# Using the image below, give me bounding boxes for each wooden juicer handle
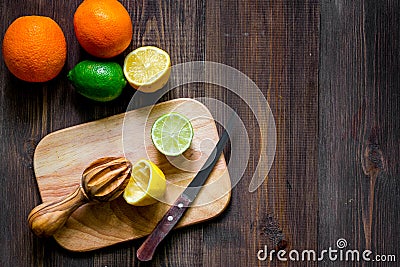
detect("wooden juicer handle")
[27,187,88,237]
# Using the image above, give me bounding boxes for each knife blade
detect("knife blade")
[136,115,234,261]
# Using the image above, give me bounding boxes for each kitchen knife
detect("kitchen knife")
[137,115,234,261]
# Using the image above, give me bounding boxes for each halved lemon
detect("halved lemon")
[123,159,166,206]
[151,113,194,156]
[123,46,171,93]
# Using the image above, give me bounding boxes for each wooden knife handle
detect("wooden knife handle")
[136,194,192,261]
[27,187,88,237]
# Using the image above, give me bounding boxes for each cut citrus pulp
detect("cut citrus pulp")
[151,113,194,156]
[123,159,166,206]
[123,46,171,92]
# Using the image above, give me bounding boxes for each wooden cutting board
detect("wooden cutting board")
[33,98,231,252]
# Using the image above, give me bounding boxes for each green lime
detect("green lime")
[68,60,126,102]
[151,113,194,156]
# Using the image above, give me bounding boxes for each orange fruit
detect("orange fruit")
[73,0,133,58]
[2,16,67,83]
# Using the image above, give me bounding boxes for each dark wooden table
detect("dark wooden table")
[1,0,399,266]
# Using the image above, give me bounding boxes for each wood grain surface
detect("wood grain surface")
[0,0,399,266]
[319,1,400,266]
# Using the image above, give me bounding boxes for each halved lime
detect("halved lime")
[151,113,194,156]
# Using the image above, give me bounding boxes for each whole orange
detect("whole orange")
[73,0,133,58]
[2,16,67,82]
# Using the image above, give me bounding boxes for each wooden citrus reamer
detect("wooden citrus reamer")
[28,157,132,237]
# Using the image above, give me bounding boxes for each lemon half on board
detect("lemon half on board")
[123,159,166,206]
[123,46,171,93]
[151,113,194,157]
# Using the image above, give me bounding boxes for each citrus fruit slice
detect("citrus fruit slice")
[151,113,194,156]
[123,159,166,206]
[123,46,171,93]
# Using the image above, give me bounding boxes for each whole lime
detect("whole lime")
[68,60,126,102]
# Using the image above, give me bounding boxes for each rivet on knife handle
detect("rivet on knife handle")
[136,194,191,261]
